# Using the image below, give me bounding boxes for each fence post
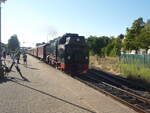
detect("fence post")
[144,54,145,67]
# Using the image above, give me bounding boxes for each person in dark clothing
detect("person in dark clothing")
[3,51,6,60]
[16,52,21,64]
[23,53,27,66]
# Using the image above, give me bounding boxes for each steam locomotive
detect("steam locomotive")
[28,33,89,74]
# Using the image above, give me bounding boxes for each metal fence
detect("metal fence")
[120,54,150,68]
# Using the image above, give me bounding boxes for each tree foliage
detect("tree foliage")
[138,22,150,53]
[87,34,124,57]
[7,34,20,51]
[87,36,110,56]
[123,17,145,53]
[102,35,123,57]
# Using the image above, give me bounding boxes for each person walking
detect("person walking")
[23,53,27,66]
[16,51,21,64]
[3,51,6,60]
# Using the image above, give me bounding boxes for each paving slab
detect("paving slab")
[0,55,138,113]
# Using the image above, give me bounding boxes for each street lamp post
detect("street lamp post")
[0,0,6,77]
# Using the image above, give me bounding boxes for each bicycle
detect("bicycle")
[0,60,10,78]
[0,58,21,78]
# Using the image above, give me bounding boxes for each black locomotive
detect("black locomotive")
[28,33,89,74]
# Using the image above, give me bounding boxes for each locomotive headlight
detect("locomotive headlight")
[77,38,80,42]
[67,56,71,60]
[85,56,88,60]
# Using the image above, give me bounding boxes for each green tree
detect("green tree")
[7,34,20,51]
[123,17,145,53]
[87,36,97,55]
[103,37,122,57]
[87,36,110,56]
[138,22,150,53]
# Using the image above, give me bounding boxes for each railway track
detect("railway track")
[89,69,150,99]
[90,69,149,90]
[73,73,150,113]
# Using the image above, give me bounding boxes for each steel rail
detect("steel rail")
[74,75,149,113]
[89,70,150,104]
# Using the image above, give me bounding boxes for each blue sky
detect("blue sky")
[1,0,150,47]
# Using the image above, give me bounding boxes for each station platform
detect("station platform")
[0,55,137,113]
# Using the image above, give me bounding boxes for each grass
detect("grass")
[90,55,150,83]
[90,56,150,83]
[89,56,120,74]
[120,64,150,83]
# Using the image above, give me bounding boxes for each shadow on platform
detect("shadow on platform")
[16,67,30,82]
[20,63,31,66]
[19,63,39,70]
[26,66,40,70]
[0,75,30,84]
[10,80,96,113]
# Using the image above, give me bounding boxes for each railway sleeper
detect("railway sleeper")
[134,104,150,113]
[127,99,139,104]
[145,109,150,113]
[118,95,133,100]
[138,103,150,109]
[110,90,123,95]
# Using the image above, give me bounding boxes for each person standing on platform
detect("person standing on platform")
[23,53,27,66]
[3,51,6,60]
[16,51,21,64]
